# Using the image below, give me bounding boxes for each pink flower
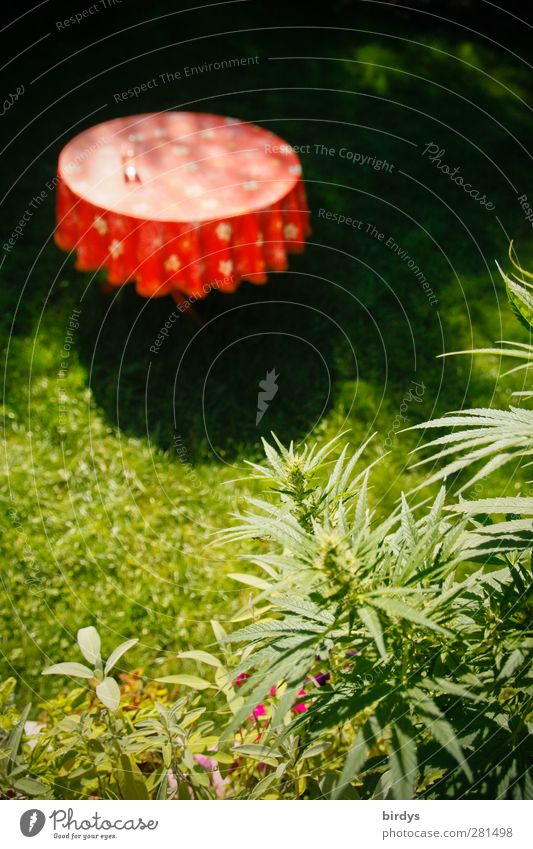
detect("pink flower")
[193,753,216,771]
[269,686,277,697]
[233,672,249,687]
[252,704,266,719]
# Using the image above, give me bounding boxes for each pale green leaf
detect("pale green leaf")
[300,740,331,760]
[155,674,214,690]
[176,650,222,668]
[389,721,418,800]
[96,677,121,712]
[248,772,279,798]
[77,626,101,665]
[211,620,227,644]
[333,724,371,799]
[498,649,527,680]
[104,638,138,674]
[42,662,94,679]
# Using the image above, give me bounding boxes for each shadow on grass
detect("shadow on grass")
[77,268,341,460]
[75,237,507,463]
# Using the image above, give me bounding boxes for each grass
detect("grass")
[1,1,532,700]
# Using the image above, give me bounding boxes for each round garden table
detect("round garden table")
[54,112,310,301]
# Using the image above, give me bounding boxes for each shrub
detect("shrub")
[216,257,533,799]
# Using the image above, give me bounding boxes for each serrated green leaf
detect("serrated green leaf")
[369,596,450,635]
[426,678,480,702]
[417,699,472,781]
[357,606,388,660]
[228,573,272,590]
[389,721,418,800]
[449,497,533,516]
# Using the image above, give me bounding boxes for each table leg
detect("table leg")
[172,290,205,327]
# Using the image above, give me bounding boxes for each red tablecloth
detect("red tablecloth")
[54,112,310,300]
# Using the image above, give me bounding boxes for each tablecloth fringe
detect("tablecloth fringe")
[54,177,311,300]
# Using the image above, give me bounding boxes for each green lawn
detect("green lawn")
[1,3,531,699]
